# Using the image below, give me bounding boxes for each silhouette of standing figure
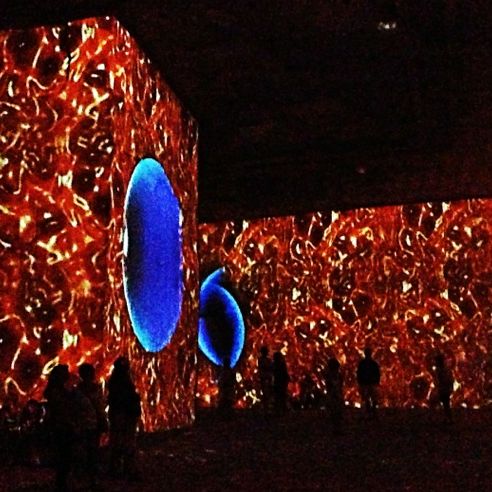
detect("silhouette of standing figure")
[325,358,344,435]
[218,356,236,418]
[357,348,380,417]
[44,364,76,492]
[77,363,107,486]
[434,353,454,421]
[273,352,290,414]
[1,381,21,464]
[107,356,141,481]
[258,346,273,414]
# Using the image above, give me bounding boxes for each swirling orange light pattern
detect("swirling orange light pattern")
[0,17,198,431]
[198,200,492,409]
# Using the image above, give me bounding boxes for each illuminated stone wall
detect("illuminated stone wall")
[198,200,492,408]
[0,17,198,431]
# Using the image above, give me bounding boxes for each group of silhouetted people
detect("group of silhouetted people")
[257,345,381,422]
[0,382,46,467]
[322,348,382,435]
[2,346,457,490]
[42,356,141,491]
[256,345,455,432]
[216,349,291,418]
[257,347,291,415]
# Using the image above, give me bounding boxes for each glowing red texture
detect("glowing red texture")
[0,18,198,431]
[198,200,492,409]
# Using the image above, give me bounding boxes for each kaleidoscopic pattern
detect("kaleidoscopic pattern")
[197,200,492,409]
[0,17,198,431]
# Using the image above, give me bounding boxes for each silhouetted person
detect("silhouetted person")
[0,381,21,464]
[258,346,273,414]
[44,364,76,492]
[218,356,236,418]
[77,363,107,486]
[325,358,344,435]
[19,399,44,466]
[273,352,290,414]
[299,373,317,410]
[434,354,454,421]
[107,356,141,480]
[357,348,380,417]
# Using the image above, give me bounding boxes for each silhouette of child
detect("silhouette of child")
[299,373,317,410]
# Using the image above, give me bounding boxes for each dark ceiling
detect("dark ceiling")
[2,1,492,222]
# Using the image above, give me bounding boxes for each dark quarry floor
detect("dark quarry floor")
[2,408,492,492]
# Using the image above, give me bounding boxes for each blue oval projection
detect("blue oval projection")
[198,268,245,367]
[123,158,183,352]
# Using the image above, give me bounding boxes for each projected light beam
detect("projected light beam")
[199,268,245,367]
[123,158,183,352]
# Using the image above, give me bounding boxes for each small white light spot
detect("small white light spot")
[378,21,397,31]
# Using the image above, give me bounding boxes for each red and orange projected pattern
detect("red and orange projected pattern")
[198,200,492,408]
[0,18,198,431]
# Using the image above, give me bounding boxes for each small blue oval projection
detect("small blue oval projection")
[123,158,183,352]
[198,268,245,367]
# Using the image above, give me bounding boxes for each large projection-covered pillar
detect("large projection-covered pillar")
[0,17,198,431]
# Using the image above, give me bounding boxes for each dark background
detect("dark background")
[3,0,491,221]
